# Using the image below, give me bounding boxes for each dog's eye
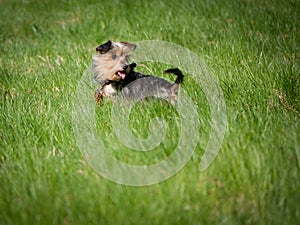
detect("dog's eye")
[112,54,117,60]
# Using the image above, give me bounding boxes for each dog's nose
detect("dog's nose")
[123,65,128,70]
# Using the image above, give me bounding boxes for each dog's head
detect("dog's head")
[92,40,136,83]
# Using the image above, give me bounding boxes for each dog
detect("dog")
[92,40,184,103]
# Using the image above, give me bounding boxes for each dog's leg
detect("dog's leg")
[95,89,104,104]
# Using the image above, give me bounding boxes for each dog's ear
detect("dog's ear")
[121,41,136,51]
[129,62,137,70]
[96,40,113,54]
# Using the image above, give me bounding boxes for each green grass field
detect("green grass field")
[1,0,299,224]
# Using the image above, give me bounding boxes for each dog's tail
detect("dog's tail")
[164,68,184,84]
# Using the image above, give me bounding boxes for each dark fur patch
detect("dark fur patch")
[164,68,184,84]
[96,40,113,54]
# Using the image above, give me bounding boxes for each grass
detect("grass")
[0,0,299,224]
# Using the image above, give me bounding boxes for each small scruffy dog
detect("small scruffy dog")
[92,40,184,103]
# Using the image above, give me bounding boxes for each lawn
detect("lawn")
[0,0,299,224]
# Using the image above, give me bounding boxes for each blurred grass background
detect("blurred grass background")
[0,0,299,224]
